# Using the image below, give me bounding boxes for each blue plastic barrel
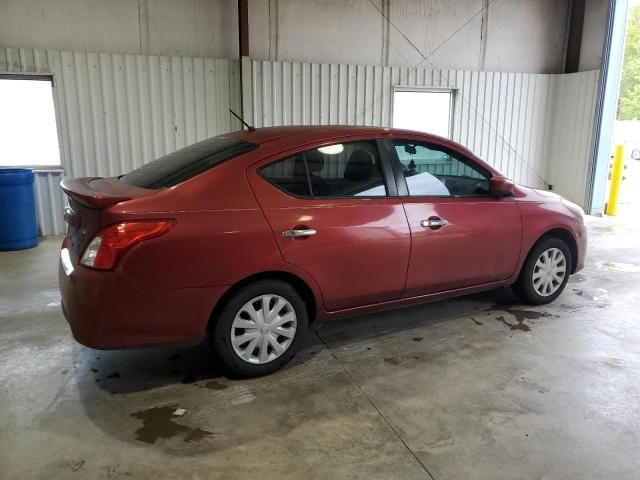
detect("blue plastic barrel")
[0,169,39,250]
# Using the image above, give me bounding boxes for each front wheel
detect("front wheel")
[210,280,308,377]
[512,237,572,305]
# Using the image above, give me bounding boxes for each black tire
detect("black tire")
[512,237,572,305]
[210,279,309,377]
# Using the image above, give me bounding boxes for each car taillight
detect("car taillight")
[80,220,175,270]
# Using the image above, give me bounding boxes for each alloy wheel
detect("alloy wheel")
[532,247,567,297]
[230,294,297,364]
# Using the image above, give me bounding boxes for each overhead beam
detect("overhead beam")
[238,0,249,58]
[565,0,586,73]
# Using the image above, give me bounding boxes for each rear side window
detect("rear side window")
[120,137,257,189]
[260,140,387,198]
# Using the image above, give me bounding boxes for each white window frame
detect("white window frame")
[391,86,456,139]
[0,73,63,171]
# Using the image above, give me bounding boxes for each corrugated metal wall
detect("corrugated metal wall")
[33,170,65,235]
[1,47,600,236]
[247,60,555,189]
[0,47,240,235]
[544,70,601,205]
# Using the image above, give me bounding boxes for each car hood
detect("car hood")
[516,185,563,202]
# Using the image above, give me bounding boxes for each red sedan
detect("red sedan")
[59,126,587,377]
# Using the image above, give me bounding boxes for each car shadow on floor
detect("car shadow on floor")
[66,286,559,457]
[76,286,523,396]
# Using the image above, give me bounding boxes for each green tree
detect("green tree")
[618,5,640,120]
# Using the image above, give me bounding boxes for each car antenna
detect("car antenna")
[229,109,255,132]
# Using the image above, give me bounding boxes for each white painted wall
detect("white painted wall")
[249,0,571,73]
[1,0,575,74]
[0,0,238,59]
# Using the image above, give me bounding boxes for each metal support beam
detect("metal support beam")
[586,0,629,214]
[565,0,586,73]
[238,0,249,58]
[237,0,249,119]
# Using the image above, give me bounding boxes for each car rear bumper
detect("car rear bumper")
[58,251,228,349]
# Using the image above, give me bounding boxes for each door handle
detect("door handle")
[282,228,317,238]
[420,218,448,229]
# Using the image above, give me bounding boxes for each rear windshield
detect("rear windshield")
[120,137,257,189]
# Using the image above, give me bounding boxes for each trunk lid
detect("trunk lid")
[61,177,156,209]
[60,177,157,261]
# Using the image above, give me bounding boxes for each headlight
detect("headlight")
[561,198,585,221]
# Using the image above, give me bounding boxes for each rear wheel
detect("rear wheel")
[210,280,308,377]
[512,237,572,305]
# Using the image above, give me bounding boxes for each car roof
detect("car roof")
[227,125,449,145]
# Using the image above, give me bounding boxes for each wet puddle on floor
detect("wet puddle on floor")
[130,404,214,444]
[496,315,531,332]
[491,305,555,332]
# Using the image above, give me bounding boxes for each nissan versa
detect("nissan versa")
[59,126,587,377]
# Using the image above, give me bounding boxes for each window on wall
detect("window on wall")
[393,140,490,197]
[260,141,387,198]
[0,76,61,167]
[393,89,453,138]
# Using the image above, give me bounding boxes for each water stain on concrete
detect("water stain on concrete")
[184,428,214,443]
[130,404,214,444]
[501,307,553,323]
[496,315,531,332]
[65,460,85,472]
[491,305,554,332]
[598,261,640,273]
[203,381,228,391]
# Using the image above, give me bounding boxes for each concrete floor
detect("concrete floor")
[1,215,639,480]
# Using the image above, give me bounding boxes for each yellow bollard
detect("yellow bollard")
[607,144,625,216]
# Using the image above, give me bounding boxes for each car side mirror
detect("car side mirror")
[489,176,514,197]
